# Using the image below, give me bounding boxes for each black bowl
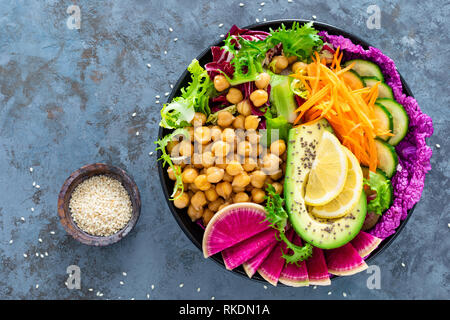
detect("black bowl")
[157,19,415,284]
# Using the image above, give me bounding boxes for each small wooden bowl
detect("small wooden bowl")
[57,163,141,246]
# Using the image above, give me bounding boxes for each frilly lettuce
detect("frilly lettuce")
[160,59,214,129]
[364,171,392,215]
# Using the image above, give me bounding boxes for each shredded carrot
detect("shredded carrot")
[290,50,392,172]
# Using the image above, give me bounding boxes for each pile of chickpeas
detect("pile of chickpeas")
[166,54,303,226]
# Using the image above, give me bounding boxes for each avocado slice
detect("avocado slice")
[284,120,367,249]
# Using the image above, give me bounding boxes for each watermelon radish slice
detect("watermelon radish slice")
[305,246,331,286]
[202,203,270,258]
[351,231,382,258]
[325,243,368,276]
[243,241,278,278]
[222,228,278,270]
[279,234,309,287]
[257,229,294,286]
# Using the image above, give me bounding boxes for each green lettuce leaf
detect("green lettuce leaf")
[160,59,214,128]
[363,171,392,215]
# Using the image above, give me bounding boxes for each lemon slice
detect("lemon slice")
[310,146,363,218]
[304,131,348,206]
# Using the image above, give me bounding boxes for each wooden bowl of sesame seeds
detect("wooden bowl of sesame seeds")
[57,163,141,246]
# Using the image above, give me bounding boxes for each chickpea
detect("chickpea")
[232,172,251,188]
[191,153,203,168]
[255,72,271,89]
[194,126,211,145]
[237,140,252,157]
[250,170,267,188]
[205,187,219,202]
[233,192,250,203]
[232,186,246,193]
[191,191,207,210]
[272,55,289,71]
[167,140,179,154]
[222,128,236,143]
[213,74,230,92]
[222,171,233,182]
[270,170,283,181]
[179,140,193,157]
[187,204,203,221]
[244,115,260,130]
[194,174,211,191]
[262,153,281,174]
[226,160,244,176]
[251,189,266,204]
[246,130,260,145]
[188,182,199,192]
[272,182,283,195]
[292,61,307,74]
[217,111,235,127]
[215,158,227,169]
[216,181,232,199]
[203,208,215,226]
[212,140,231,158]
[250,89,269,107]
[242,157,257,172]
[270,139,286,156]
[210,126,222,141]
[236,100,252,116]
[191,112,206,126]
[186,126,194,142]
[181,167,198,184]
[206,166,225,183]
[287,55,298,64]
[208,198,224,212]
[173,191,190,209]
[170,143,181,158]
[167,165,179,181]
[226,88,243,104]
[201,151,215,167]
[233,115,245,129]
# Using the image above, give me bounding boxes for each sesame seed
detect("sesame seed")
[263,18,267,21]
[35,284,39,289]
[312,15,317,19]
[218,23,224,27]
[146,293,150,299]
[44,252,48,256]
[31,207,34,212]
[169,27,173,32]
[35,185,40,189]
[179,283,184,288]
[50,231,55,235]
[40,254,44,258]
[164,92,169,96]
[258,8,262,11]
[130,297,134,300]
[123,272,127,276]
[170,84,174,89]
[211,296,215,300]
[197,288,201,292]
[436,144,440,148]
[220,34,225,38]
[328,291,332,295]
[148,152,154,156]
[260,2,265,6]
[448,223,450,228]
[88,288,93,292]
[151,284,155,290]
[29,167,33,172]
[23,254,27,258]
[120,281,124,285]
[155,100,160,104]
[32,181,36,186]
[343,292,347,297]
[38,238,42,243]
[288,0,293,2]
[136,131,140,136]
[155,95,160,99]
[263,285,267,289]
[401,262,406,267]
[9,240,13,244]
[132,112,136,117]
[239,3,244,7]
[20,217,25,221]
[146,63,151,68]
[164,50,167,55]
[256,18,260,22]
[35,253,39,257]
[173,38,178,42]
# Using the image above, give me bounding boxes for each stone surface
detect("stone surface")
[0,0,448,300]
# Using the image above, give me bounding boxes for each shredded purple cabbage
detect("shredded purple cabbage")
[319,32,434,239]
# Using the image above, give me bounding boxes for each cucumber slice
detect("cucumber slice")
[374,138,398,178]
[361,167,393,208]
[342,70,366,90]
[373,103,393,141]
[344,59,384,82]
[363,77,394,99]
[376,98,409,146]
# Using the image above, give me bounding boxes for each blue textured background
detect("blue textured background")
[0,0,448,300]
